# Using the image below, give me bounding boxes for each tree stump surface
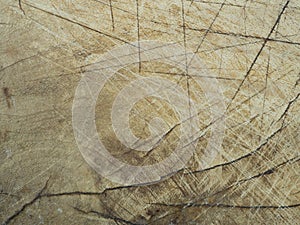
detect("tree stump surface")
[0,0,299,224]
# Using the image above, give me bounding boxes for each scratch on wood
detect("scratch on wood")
[73,207,140,225]
[3,178,50,225]
[276,92,300,125]
[187,0,226,68]
[136,0,141,73]
[186,27,300,46]
[24,2,131,45]
[153,201,300,209]
[227,0,291,110]
[109,0,115,31]
[260,47,271,135]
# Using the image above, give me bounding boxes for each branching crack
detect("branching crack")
[2,178,50,225]
[227,0,291,110]
[73,207,141,225]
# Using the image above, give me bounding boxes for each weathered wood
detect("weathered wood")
[0,0,299,224]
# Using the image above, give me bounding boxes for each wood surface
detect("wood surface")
[0,0,300,224]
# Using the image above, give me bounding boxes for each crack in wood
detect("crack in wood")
[226,0,291,110]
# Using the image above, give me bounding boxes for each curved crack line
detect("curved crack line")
[188,123,289,175]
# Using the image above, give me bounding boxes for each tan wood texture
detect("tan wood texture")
[0,0,299,224]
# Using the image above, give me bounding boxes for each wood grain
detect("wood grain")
[0,0,299,224]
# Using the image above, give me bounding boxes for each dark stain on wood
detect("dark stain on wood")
[3,87,12,109]
[0,129,9,142]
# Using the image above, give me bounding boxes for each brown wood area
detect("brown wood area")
[0,0,299,224]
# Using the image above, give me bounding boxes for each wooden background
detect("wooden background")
[0,0,299,224]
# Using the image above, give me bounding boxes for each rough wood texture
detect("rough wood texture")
[0,0,299,224]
